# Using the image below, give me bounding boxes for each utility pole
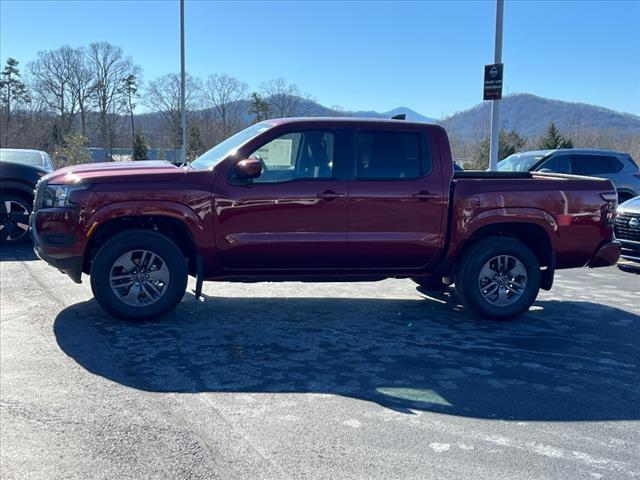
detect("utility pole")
[180,0,187,165]
[488,0,504,171]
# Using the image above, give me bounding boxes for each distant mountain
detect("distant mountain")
[134,93,639,145]
[350,107,437,123]
[441,93,640,140]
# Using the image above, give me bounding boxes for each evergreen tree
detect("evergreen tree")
[0,58,31,145]
[187,121,205,160]
[249,92,270,123]
[471,129,528,169]
[132,132,148,160]
[538,122,574,149]
[122,73,139,147]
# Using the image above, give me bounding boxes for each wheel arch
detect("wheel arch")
[0,182,35,205]
[83,214,198,276]
[463,222,553,268]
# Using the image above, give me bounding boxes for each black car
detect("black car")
[0,149,54,244]
[615,196,640,273]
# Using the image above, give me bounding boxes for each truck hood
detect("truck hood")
[44,160,186,185]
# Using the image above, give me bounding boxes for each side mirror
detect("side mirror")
[234,158,262,180]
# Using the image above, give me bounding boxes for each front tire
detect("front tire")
[90,229,188,321]
[455,237,540,320]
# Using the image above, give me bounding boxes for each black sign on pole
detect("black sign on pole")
[483,63,504,100]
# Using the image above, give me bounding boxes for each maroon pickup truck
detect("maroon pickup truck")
[31,118,620,321]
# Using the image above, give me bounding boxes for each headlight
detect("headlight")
[42,185,88,208]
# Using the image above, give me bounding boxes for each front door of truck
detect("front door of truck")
[346,128,446,269]
[213,128,349,270]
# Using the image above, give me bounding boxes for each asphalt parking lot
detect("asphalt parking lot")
[1,244,639,480]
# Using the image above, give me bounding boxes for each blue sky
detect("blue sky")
[1,0,639,118]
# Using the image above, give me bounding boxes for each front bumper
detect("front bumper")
[619,240,640,263]
[588,240,621,268]
[31,210,84,283]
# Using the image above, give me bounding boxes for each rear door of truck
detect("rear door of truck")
[345,124,449,269]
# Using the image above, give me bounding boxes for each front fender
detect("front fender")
[85,200,210,249]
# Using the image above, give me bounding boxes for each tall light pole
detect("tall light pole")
[180,0,187,165]
[488,0,504,171]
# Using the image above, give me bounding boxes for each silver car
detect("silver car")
[614,196,640,272]
[498,149,640,203]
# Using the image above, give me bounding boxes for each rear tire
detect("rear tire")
[0,194,32,244]
[90,229,188,321]
[455,237,540,320]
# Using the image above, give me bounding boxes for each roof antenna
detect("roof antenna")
[391,113,406,120]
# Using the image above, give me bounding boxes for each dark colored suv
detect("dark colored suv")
[498,149,640,202]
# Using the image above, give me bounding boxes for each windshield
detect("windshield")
[0,149,46,168]
[497,152,547,172]
[191,123,274,170]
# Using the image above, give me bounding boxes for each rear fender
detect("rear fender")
[438,207,558,274]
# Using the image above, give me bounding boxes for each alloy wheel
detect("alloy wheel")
[0,200,30,242]
[478,254,528,307]
[109,250,171,307]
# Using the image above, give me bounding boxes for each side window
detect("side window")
[604,156,624,173]
[571,155,614,175]
[249,131,334,183]
[540,154,571,173]
[357,131,425,180]
[43,153,55,171]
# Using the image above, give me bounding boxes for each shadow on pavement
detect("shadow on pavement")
[0,243,38,261]
[54,290,640,421]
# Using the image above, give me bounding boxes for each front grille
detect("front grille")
[33,179,47,211]
[614,212,640,242]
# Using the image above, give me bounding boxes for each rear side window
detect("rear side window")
[571,155,622,175]
[604,156,624,172]
[357,131,428,180]
[540,154,571,173]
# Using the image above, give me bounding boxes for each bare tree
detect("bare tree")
[88,42,139,150]
[67,47,94,137]
[328,105,346,117]
[204,73,247,140]
[260,78,301,118]
[144,72,202,147]
[28,46,78,135]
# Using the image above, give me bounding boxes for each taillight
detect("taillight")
[600,191,618,227]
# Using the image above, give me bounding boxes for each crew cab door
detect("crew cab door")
[346,127,447,269]
[212,128,349,270]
